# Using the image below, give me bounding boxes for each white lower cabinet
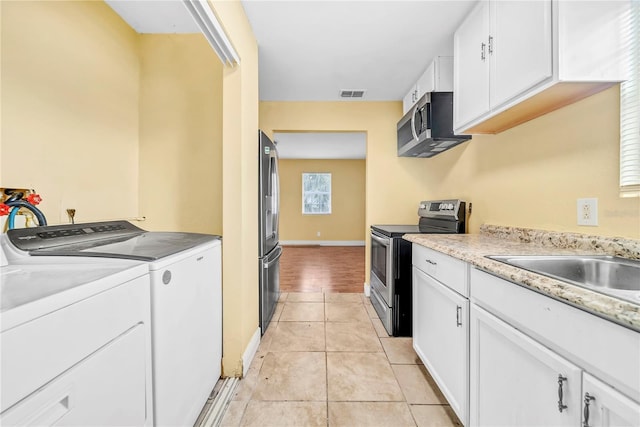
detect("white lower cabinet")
[411,245,640,427]
[413,266,468,425]
[582,373,640,427]
[470,268,640,427]
[470,304,581,426]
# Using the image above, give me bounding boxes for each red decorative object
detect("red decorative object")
[27,193,42,205]
[0,204,10,216]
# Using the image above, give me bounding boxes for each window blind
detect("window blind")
[620,0,640,197]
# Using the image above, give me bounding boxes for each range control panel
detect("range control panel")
[418,199,465,220]
[7,221,144,251]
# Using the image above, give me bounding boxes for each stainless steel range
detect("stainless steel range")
[370,200,466,336]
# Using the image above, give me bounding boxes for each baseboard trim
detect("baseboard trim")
[242,327,261,377]
[280,240,365,246]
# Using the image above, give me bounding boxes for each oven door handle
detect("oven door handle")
[371,233,390,247]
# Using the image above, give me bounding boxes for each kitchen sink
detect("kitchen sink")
[487,255,640,303]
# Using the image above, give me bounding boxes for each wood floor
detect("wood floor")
[279,246,365,293]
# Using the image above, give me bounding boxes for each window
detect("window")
[620,0,640,197]
[302,173,331,214]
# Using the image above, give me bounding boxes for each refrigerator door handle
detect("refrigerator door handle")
[272,153,280,238]
[263,246,283,268]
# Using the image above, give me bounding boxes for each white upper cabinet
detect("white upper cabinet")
[402,87,419,115]
[453,1,491,131]
[402,56,455,114]
[454,0,629,134]
[490,0,552,108]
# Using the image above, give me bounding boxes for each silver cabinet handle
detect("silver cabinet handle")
[557,375,568,412]
[488,35,494,54]
[481,42,486,61]
[583,393,595,427]
[456,305,462,327]
[425,259,437,266]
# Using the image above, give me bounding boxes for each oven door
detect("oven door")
[370,230,394,307]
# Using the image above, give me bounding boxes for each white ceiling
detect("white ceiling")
[104,0,477,158]
[105,0,477,101]
[104,0,199,33]
[241,0,477,101]
[274,132,366,159]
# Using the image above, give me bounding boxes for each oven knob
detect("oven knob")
[439,203,445,210]
[448,203,454,210]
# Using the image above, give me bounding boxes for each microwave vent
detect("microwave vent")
[340,89,366,98]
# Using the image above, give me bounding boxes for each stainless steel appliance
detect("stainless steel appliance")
[258,130,282,335]
[370,199,466,336]
[397,92,471,158]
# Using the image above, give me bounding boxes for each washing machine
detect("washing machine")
[3,221,223,427]
[0,243,153,426]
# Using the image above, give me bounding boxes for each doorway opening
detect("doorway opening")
[274,131,366,293]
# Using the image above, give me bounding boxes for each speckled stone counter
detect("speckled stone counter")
[403,225,640,332]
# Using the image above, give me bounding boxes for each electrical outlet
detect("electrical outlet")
[317,231,321,237]
[577,198,598,226]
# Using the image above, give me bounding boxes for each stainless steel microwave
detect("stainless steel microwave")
[397,92,471,158]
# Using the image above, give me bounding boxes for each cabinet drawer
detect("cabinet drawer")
[412,245,468,297]
[470,268,640,402]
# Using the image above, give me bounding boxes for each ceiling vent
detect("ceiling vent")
[340,89,366,98]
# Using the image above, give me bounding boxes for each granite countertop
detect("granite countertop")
[403,225,640,332]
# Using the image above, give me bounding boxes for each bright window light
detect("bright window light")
[302,173,332,214]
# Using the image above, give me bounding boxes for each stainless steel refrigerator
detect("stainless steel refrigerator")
[258,130,282,334]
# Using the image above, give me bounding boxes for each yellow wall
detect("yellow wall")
[261,102,423,227]
[138,34,223,235]
[279,159,365,241]
[424,86,639,238]
[1,0,259,379]
[209,0,260,377]
[1,1,140,224]
[261,88,640,285]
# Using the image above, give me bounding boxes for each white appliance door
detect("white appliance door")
[1,325,148,427]
[150,244,222,427]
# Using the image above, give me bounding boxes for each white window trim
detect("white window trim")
[302,173,332,215]
[620,0,640,197]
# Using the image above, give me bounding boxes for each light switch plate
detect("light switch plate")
[577,198,598,226]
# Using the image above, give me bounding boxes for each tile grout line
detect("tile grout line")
[324,292,329,427]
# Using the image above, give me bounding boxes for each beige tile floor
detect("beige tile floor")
[221,292,462,427]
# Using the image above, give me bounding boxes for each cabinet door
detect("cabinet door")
[454,0,490,130]
[470,304,581,427]
[402,85,417,114]
[490,0,552,108]
[416,62,435,97]
[413,267,468,425]
[582,373,640,427]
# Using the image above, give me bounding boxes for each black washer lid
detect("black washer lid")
[8,221,220,261]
